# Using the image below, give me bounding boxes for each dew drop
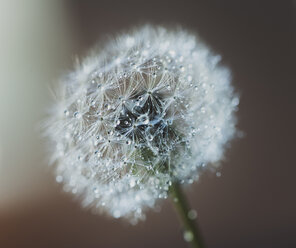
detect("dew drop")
[56,175,63,183]
[115,57,121,64]
[183,230,194,242]
[129,179,136,188]
[188,209,197,220]
[73,111,81,118]
[64,110,69,116]
[137,114,149,125]
[166,119,173,125]
[113,210,121,219]
[232,97,239,106]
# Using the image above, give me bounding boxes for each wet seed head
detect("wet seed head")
[44,25,239,223]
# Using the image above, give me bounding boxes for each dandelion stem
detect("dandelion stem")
[170,182,205,248]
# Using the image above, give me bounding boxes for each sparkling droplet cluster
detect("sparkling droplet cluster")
[44,25,239,223]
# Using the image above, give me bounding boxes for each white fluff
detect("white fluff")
[44,25,239,223]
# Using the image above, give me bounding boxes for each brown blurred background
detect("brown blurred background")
[0,0,295,247]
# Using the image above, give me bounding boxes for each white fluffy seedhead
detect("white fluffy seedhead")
[45,25,239,223]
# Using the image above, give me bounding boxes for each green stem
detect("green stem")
[170,182,205,248]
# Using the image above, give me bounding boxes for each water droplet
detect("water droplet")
[137,114,149,125]
[183,230,194,242]
[56,175,63,183]
[73,111,81,118]
[113,210,121,218]
[188,179,194,184]
[63,110,69,116]
[216,172,222,177]
[115,57,121,64]
[129,179,136,188]
[166,119,173,125]
[188,209,197,220]
[169,50,176,57]
[232,97,239,106]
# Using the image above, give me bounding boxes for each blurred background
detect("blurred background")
[0,0,295,247]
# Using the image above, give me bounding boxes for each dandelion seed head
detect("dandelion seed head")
[44,25,239,223]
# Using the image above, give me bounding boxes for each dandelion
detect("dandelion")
[44,25,239,247]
